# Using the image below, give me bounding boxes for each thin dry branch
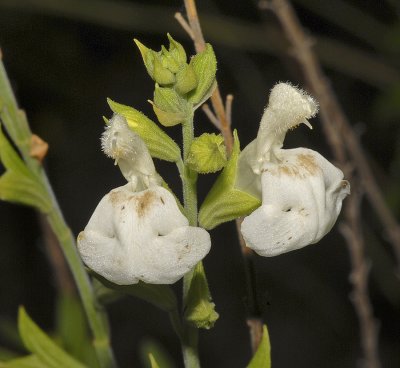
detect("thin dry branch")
[268,0,400,267]
[267,0,383,366]
[339,186,381,368]
[180,0,263,355]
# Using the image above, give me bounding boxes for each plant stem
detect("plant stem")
[181,113,200,368]
[0,56,116,368]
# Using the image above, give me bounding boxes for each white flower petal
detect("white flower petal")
[78,184,211,285]
[241,148,350,256]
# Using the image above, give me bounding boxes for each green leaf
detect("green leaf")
[95,276,178,312]
[0,126,51,212]
[55,295,98,368]
[152,85,188,127]
[247,325,271,368]
[107,99,181,162]
[175,64,198,95]
[0,171,51,213]
[2,355,44,368]
[199,130,261,229]
[188,44,217,105]
[184,263,219,329]
[186,133,227,174]
[18,307,86,368]
[140,339,174,368]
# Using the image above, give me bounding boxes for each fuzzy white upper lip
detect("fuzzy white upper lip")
[238,82,349,257]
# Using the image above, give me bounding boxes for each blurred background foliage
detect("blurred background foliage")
[0,0,399,367]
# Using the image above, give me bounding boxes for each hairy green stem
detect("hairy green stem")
[181,114,200,368]
[0,58,116,368]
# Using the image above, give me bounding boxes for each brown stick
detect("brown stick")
[340,187,381,368]
[268,0,382,366]
[179,0,263,354]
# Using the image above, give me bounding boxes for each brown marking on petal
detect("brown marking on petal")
[296,153,319,175]
[109,190,127,206]
[160,196,165,205]
[135,190,157,218]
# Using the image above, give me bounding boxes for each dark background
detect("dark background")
[1,0,400,367]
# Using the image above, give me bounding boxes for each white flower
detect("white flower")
[238,83,350,256]
[78,114,211,284]
[78,184,210,284]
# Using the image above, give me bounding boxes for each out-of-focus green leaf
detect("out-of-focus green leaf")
[55,294,99,368]
[247,325,271,368]
[0,126,51,212]
[140,339,174,368]
[2,355,43,368]
[18,307,86,368]
[107,99,181,162]
[184,263,219,329]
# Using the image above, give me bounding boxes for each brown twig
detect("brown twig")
[180,0,263,355]
[201,104,220,129]
[267,0,383,366]
[339,186,381,368]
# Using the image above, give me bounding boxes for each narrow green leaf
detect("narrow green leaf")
[0,125,29,174]
[2,355,44,368]
[247,325,271,368]
[186,133,227,174]
[199,130,261,229]
[188,44,217,105]
[18,307,86,368]
[0,172,51,213]
[140,339,174,368]
[55,295,98,368]
[107,99,181,162]
[184,263,219,329]
[0,60,31,151]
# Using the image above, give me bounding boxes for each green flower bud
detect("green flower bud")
[186,133,227,174]
[199,130,261,229]
[167,33,187,68]
[152,85,189,126]
[153,55,175,85]
[175,64,198,95]
[188,44,217,105]
[184,263,219,329]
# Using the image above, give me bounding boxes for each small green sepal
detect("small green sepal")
[188,44,217,105]
[167,34,187,68]
[152,85,188,126]
[107,99,181,162]
[184,263,219,329]
[175,64,198,95]
[247,325,271,368]
[186,133,227,174]
[134,39,158,80]
[199,130,261,229]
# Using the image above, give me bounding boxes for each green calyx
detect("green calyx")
[152,84,189,126]
[199,130,261,230]
[184,263,219,330]
[186,133,227,174]
[107,98,181,162]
